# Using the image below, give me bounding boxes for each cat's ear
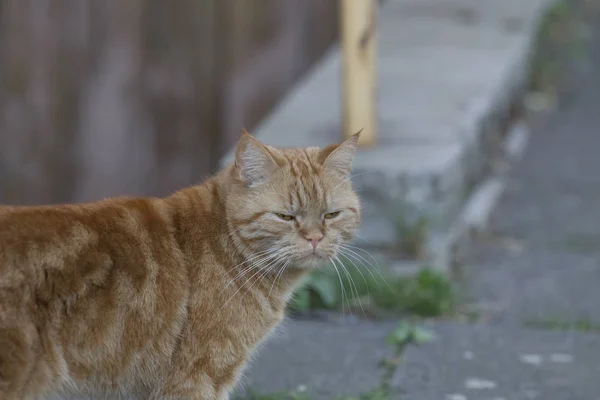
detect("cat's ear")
[235,130,278,186]
[319,132,360,176]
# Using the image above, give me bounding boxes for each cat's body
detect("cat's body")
[0,133,361,400]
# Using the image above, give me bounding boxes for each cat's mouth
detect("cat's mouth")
[297,249,333,269]
[308,251,328,260]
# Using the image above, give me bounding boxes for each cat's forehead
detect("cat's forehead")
[262,146,354,210]
[269,146,321,161]
[267,146,324,175]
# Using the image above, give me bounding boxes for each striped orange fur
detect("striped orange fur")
[0,132,361,400]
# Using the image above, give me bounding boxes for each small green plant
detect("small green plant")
[378,321,436,394]
[290,270,340,312]
[524,317,600,333]
[373,268,456,317]
[386,321,437,347]
[290,260,456,318]
[289,253,390,313]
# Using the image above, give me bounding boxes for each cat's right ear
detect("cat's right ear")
[319,132,360,176]
[234,131,277,186]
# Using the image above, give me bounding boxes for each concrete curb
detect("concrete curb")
[429,121,531,275]
[389,120,531,277]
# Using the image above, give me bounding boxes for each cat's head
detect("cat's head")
[226,131,361,270]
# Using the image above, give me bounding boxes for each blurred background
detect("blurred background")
[0,0,339,205]
[4,0,600,398]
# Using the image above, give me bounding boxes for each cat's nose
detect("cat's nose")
[304,232,324,250]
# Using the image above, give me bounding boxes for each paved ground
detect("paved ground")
[242,318,600,399]
[394,321,600,399]
[240,318,398,398]
[240,2,600,399]
[466,7,600,327]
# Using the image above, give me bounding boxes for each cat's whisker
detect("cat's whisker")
[221,257,282,309]
[241,259,281,303]
[340,245,387,279]
[274,257,293,287]
[331,255,357,302]
[228,248,278,274]
[339,244,393,292]
[340,244,380,267]
[248,251,293,302]
[348,171,371,180]
[226,249,276,277]
[333,255,366,318]
[225,246,293,305]
[328,256,348,316]
[337,250,372,295]
[256,253,288,290]
[339,244,384,274]
[338,244,376,267]
[338,247,383,291]
[222,262,263,293]
[267,258,291,299]
[221,250,283,294]
[354,233,374,244]
[348,189,369,193]
[220,249,280,292]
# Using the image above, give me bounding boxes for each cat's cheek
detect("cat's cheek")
[327,223,356,242]
[339,228,357,242]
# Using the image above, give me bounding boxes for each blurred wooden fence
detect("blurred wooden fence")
[0,0,338,205]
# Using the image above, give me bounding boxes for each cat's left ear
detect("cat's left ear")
[319,132,360,176]
[235,130,278,186]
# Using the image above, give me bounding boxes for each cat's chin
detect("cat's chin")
[295,252,333,270]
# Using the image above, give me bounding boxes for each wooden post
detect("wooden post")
[340,0,377,146]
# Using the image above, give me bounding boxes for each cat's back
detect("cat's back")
[0,202,99,290]
[0,197,184,287]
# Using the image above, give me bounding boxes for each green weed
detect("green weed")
[290,261,455,319]
[524,317,600,332]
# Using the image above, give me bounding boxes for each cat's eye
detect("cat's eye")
[324,211,341,220]
[275,213,295,221]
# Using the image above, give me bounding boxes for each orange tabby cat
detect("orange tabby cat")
[0,132,361,400]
